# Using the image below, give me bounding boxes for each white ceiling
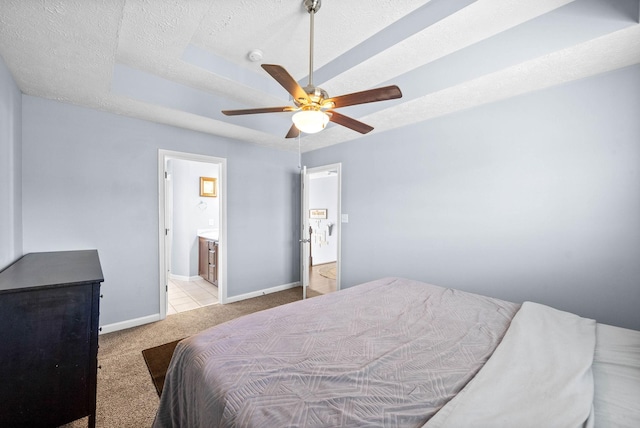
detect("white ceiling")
[1,0,638,152]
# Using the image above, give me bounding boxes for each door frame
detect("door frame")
[304,163,342,293]
[301,166,310,299]
[158,149,228,319]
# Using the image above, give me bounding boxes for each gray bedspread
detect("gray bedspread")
[153,277,519,428]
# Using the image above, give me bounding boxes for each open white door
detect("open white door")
[300,166,310,299]
[163,168,172,316]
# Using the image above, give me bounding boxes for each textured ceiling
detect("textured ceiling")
[0,0,638,152]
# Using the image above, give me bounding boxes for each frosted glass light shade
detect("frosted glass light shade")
[292,110,329,134]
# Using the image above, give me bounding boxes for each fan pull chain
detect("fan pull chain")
[298,133,302,169]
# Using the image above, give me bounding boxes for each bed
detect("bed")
[153,277,640,427]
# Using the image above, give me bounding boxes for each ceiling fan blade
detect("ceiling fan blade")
[328,111,374,134]
[262,64,310,104]
[222,106,295,116]
[285,124,300,139]
[327,85,402,109]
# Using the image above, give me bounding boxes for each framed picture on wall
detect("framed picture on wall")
[200,177,217,197]
[310,209,327,219]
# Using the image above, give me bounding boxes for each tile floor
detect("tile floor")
[168,263,334,314]
[168,276,219,315]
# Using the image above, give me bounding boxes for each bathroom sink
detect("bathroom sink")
[197,229,219,240]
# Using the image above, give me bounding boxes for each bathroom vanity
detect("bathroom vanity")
[198,232,218,286]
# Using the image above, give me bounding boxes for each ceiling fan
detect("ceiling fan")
[221,0,402,138]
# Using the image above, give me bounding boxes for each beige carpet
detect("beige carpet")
[61,286,303,427]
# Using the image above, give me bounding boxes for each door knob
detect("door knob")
[299,239,311,243]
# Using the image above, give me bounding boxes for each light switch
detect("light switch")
[341,214,349,223]
[209,219,215,225]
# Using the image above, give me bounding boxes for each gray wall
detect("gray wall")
[303,65,640,330]
[21,96,300,327]
[7,52,639,331]
[0,55,22,270]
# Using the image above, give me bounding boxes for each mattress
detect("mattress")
[153,277,640,427]
[424,301,596,427]
[154,277,519,427]
[592,323,640,427]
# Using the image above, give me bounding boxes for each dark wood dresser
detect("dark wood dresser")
[0,250,104,427]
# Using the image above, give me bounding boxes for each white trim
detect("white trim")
[158,153,168,318]
[100,281,299,334]
[224,282,300,304]
[301,166,309,299]
[169,273,202,282]
[158,149,228,323]
[99,314,160,335]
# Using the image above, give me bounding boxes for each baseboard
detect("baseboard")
[99,313,161,335]
[311,260,337,267]
[224,281,300,304]
[169,273,201,281]
[100,281,300,333]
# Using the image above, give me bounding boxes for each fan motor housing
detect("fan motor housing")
[298,85,329,107]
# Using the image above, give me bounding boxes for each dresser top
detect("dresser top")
[0,250,104,293]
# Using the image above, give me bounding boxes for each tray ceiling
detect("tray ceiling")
[0,0,638,152]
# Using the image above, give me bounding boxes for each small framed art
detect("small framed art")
[309,209,327,219]
[200,177,217,197]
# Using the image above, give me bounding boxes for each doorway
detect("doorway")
[304,163,341,297]
[158,150,227,319]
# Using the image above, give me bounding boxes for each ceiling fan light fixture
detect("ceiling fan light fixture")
[292,110,329,134]
[220,0,402,138]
